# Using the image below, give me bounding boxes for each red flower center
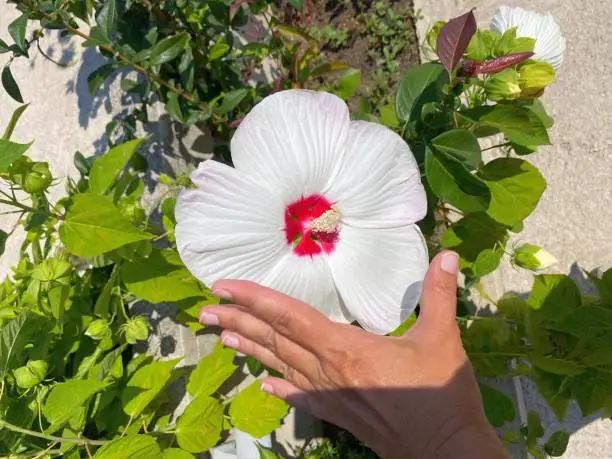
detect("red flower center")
[283,194,341,257]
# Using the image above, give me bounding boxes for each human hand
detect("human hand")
[199,251,509,459]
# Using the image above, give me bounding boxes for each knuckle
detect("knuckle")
[269,308,295,333]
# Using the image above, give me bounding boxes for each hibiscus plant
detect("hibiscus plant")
[0,2,610,458]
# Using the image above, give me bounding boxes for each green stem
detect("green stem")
[0,199,60,220]
[0,420,109,446]
[482,142,511,152]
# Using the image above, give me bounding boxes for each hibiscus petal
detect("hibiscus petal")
[328,224,429,334]
[175,160,287,287]
[490,6,565,71]
[262,252,353,324]
[231,90,350,203]
[325,121,426,228]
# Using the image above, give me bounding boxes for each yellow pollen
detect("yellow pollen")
[310,206,342,233]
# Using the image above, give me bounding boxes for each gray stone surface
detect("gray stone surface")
[415,0,612,457]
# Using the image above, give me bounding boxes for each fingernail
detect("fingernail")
[261,383,274,394]
[222,334,240,349]
[199,312,219,326]
[212,288,233,302]
[441,251,459,274]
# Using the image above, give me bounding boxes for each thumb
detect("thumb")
[412,250,459,336]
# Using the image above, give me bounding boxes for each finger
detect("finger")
[220,330,314,391]
[211,280,342,354]
[201,305,321,378]
[411,251,459,337]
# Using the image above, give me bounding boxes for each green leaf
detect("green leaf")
[165,92,184,123]
[2,67,24,103]
[425,147,490,213]
[0,230,6,256]
[544,431,570,457]
[334,68,361,101]
[93,435,161,459]
[87,64,115,96]
[0,138,32,172]
[554,306,612,339]
[465,29,497,61]
[527,274,581,319]
[150,33,189,66]
[59,193,151,257]
[96,0,117,39]
[161,449,195,459]
[287,0,303,11]
[524,410,544,449]
[310,61,350,78]
[0,312,31,379]
[43,379,107,427]
[121,358,180,418]
[89,138,145,194]
[479,383,515,427]
[431,129,481,169]
[229,381,289,437]
[396,63,448,123]
[94,266,118,318]
[0,39,9,53]
[217,88,248,115]
[208,41,231,61]
[176,395,224,453]
[569,370,612,416]
[187,341,237,398]
[8,15,27,53]
[3,104,28,140]
[461,104,550,148]
[527,354,584,376]
[478,158,546,227]
[122,249,206,303]
[388,313,417,337]
[520,99,554,129]
[83,25,111,47]
[257,444,280,459]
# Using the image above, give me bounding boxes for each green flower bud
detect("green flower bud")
[7,156,32,188]
[118,198,146,225]
[23,162,52,193]
[86,318,112,341]
[513,243,557,271]
[519,61,555,98]
[122,316,150,344]
[13,360,48,389]
[426,21,446,52]
[485,69,521,101]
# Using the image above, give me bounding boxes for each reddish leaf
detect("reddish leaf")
[436,10,477,74]
[476,52,534,74]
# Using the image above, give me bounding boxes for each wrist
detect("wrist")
[428,420,510,459]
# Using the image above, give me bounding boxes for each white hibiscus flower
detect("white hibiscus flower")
[491,6,566,71]
[175,90,429,334]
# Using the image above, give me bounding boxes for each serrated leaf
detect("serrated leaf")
[436,10,476,73]
[122,249,205,303]
[121,358,180,418]
[96,0,117,39]
[396,63,447,123]
[229,381,289,437]
[89,138,145,194]
[0,312,31,379]
[43,379,107,427]
[93,435,161,458]
[176,396,224,453]
[161,449,194,459]
[0,138,32,172]
[3,104,28,140]
[527,354,584,376]
[150,33,189,66]
[59,193,151,257]
[431,129,481,169]
[2,67,24,103]
[527,274,580,319]
[479,383,515,427]
[478,158,546,227]
[187,342,237,397]
[257,444,280,459]
[8,15,27,53]
[425,147,490,213]
[87,63,115,96]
